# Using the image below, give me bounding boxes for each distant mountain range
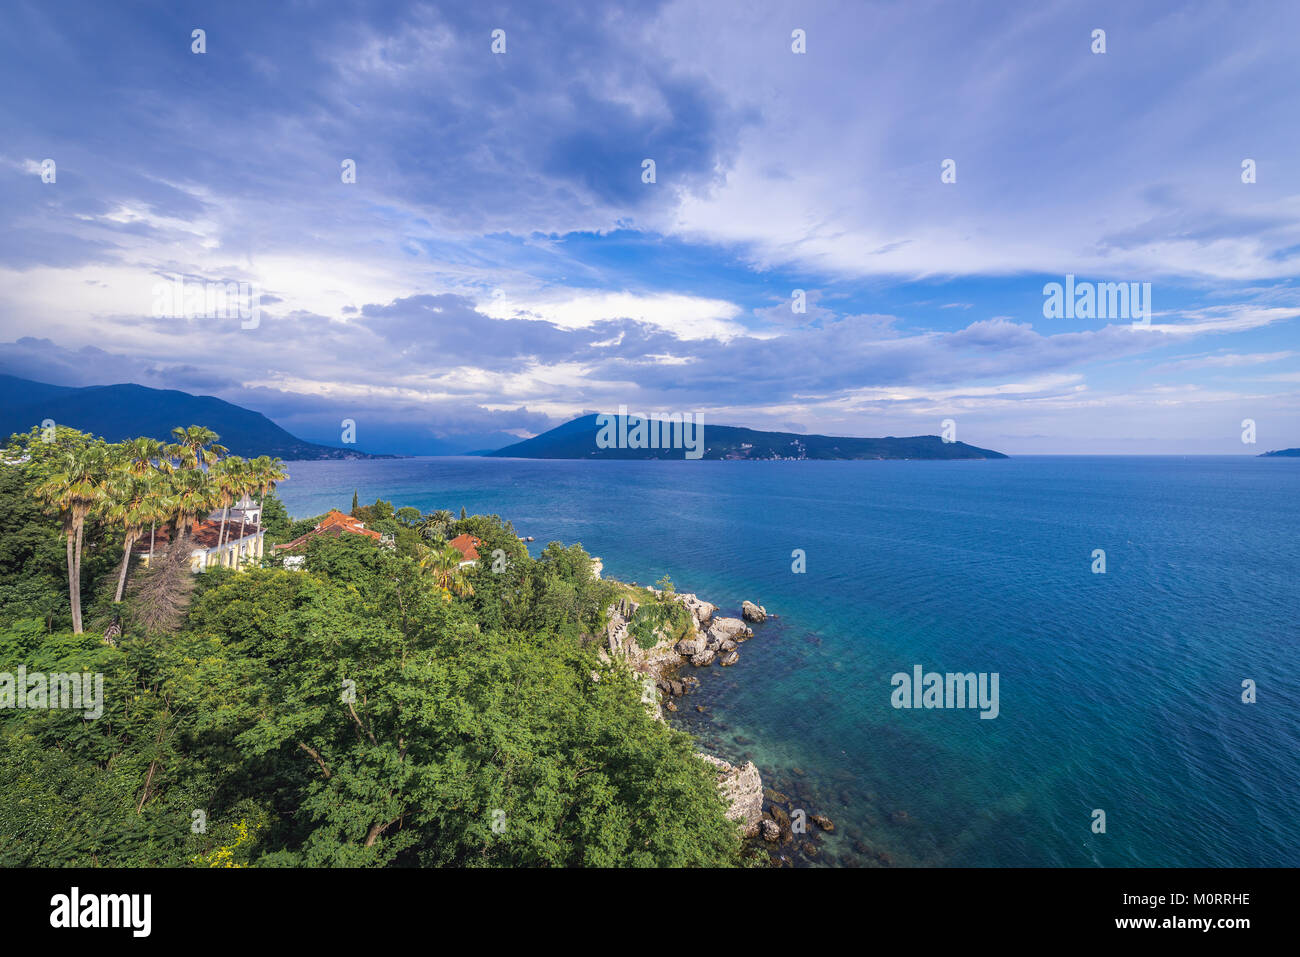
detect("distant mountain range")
[0,375,393,459]
[0,376,1010,461]
[487,413,1008,460]
[1260,448,1300,457]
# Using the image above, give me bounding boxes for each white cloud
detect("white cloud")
[481,289,746,340]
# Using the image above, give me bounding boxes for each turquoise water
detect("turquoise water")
[276,455,1300,867]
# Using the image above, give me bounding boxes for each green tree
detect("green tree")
[417,543,475,600]
[169,425,226,471]
[33,443,111,633]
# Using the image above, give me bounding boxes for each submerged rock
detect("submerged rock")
[811,814,835,833]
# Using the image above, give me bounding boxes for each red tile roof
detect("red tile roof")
[133,519,259,554]
[274,509,382,552]
[447,533,481,562]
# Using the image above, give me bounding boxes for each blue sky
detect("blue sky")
[1,0,1297,454]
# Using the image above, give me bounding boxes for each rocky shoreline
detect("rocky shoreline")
[596,584,836,862]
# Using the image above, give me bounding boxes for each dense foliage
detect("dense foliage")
[0,426,744,867]
[629,577,694,650]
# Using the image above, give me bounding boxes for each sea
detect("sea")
[275,455,1300,867]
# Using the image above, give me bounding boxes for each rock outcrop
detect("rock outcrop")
[601,588,766,839]
[676,593,717,628]
[698,753,763,838]
[675,635,708,657]
[708,617,753,644]
[741,601,767,623]
[604,595,685,679]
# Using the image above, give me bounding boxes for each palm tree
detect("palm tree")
[104,471,152,604]
[230,458,261,564]
[139,475,175,562]
[247,455,289,540]
[34,443,111,633]
[418,509,455,543]
[120,436,169,476]
[162,441,186,475]
[171,468,216,545]
[170,425,227,471]
[119,437,173,554]
[417,543,475,601]
[211,457,246,550]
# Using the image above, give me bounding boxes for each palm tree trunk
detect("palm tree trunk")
[218,506,230,549]
[114,537,134,603]
[237,513,248,567]
[72,521,86,634]
[66,528,82,634]
[255,490,264,546]
[149,521,156,561]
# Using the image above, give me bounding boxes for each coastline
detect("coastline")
[597,581,838,863]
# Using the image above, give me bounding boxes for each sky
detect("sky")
[1,0,1298,455]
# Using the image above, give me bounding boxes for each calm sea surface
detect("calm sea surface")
[276,455,1300,866]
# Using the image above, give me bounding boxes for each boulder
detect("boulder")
[675,635,708,657]
[741,601,768,623]
[720,650,740,666]
[698,754,764,838]
[811,814,835,833]
[708,617,753,644]
[691,648,716,667]
[761,819,781,842]
[710,617,750,638]
[676,593,718,628]
[719,638,737,652]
